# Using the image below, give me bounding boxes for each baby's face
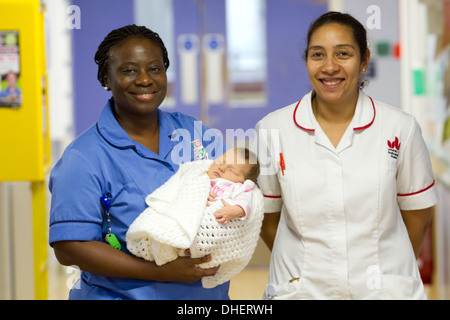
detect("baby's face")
[207,150,252,183]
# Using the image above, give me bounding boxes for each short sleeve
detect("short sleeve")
[48,148,104,245]
[254,121,283,213]
[396,117,439,210]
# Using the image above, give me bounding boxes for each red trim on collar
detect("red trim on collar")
[293,100,315,132]
[353,96,376,131]
[293,96,376,132]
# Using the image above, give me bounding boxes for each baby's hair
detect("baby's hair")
[234,147,260,184]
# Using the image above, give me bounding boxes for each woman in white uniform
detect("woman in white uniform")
[256,12,438,299]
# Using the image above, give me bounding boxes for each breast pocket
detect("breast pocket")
[380,161,398,198]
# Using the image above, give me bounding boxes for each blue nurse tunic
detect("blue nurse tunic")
[49,99,229,299]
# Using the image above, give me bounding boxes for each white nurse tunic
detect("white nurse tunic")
[255,91,438,300]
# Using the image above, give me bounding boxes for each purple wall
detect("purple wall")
[266,0,325,109]
[171,0,326,133]
[171,0,201,120]
[71,0,134,135]
[71,0,326,136]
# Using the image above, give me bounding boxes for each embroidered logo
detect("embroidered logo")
[191,139,208,160]
[387,136,400,159]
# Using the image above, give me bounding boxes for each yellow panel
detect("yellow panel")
[32,181,48,300]
[0,0,50,181]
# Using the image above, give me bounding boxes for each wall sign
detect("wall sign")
[0,31,22,108]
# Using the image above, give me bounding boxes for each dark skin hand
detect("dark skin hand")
[53,240,218,283]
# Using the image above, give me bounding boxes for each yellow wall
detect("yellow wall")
[0,0,50,181]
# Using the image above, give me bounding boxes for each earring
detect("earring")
[104,86,109,91]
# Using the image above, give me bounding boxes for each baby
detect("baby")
[207,147,260,224]
[126,147,264,288]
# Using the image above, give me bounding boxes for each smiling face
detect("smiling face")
[306,23,370,107]
[104,37,167,118]
[207,150,253,183]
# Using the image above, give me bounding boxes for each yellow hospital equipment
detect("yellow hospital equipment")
[0,0,50,299]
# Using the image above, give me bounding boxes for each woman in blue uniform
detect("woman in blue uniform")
[49,25,229,299]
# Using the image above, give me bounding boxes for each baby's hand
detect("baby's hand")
[214,199,245,224]
[206,191,217,206]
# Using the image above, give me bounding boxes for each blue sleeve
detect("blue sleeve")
[48,147,104,246]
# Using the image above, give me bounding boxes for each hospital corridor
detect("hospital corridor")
[1,0,450,300]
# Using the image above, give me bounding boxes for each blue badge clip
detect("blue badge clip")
[100,195,111,212]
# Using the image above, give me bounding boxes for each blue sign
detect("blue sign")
[184,39,193,51]
[209,38,218,50]
[203,34,224,53]
[177,34,199,53]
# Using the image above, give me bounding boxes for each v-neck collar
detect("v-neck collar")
[96,98,177,160]
[293,91,376,153]
[293,90,376,133]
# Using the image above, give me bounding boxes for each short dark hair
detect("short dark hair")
[304,11,369,88]
[94,24,170,87]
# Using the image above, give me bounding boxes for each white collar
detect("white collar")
[293,90,376,132]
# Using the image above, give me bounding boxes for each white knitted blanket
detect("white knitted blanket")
[126,159,264,288]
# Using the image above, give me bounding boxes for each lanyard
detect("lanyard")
[100,194,122,250]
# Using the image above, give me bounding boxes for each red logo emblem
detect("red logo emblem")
[387,137,401,151]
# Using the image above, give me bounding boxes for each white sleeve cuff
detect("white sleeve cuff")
[397,181,439,211]
[263,195,283,213]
